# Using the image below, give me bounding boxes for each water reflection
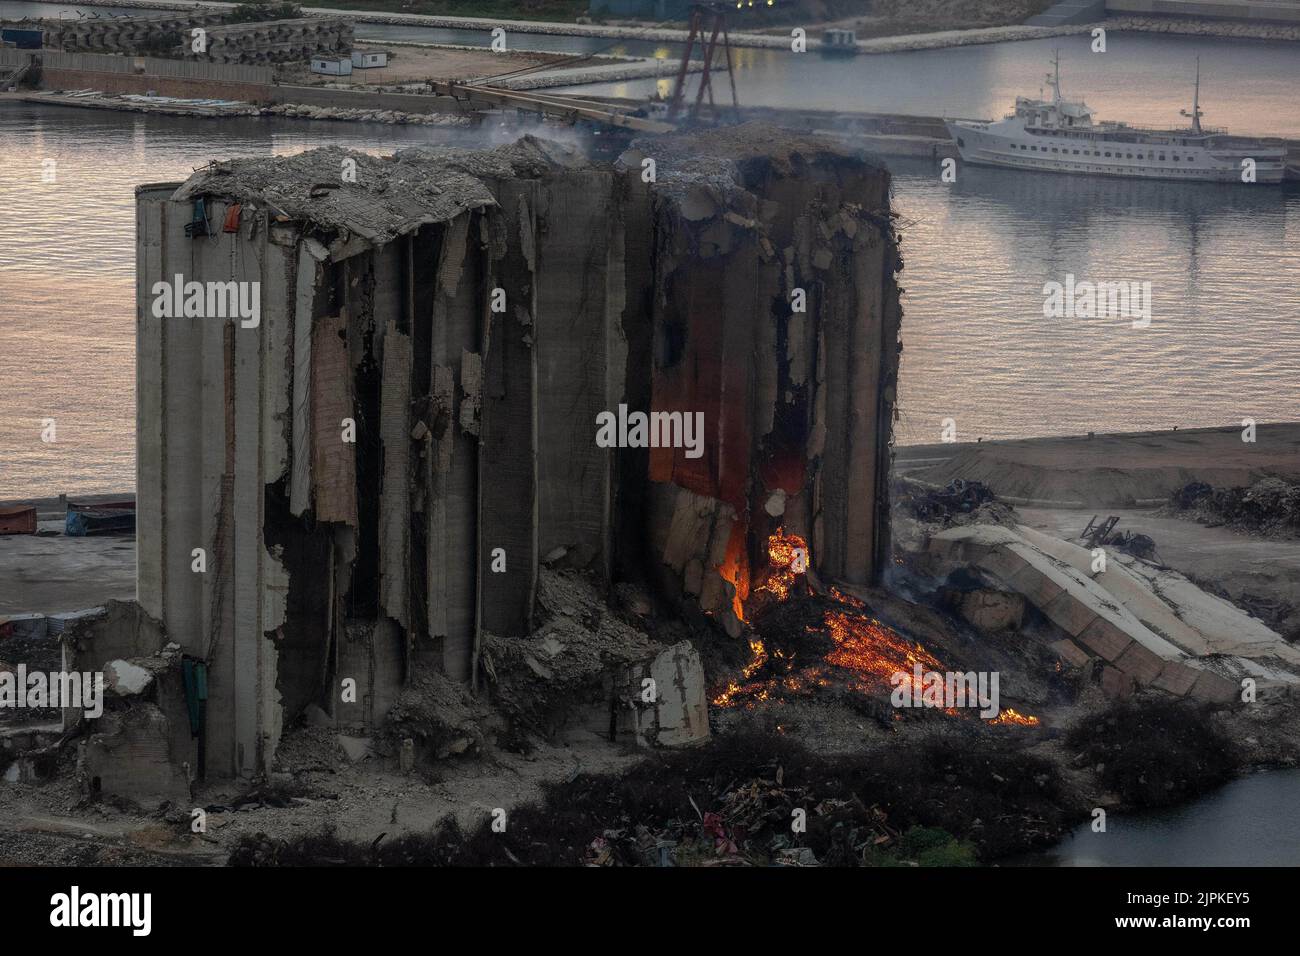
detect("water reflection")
[0,94,1297,494]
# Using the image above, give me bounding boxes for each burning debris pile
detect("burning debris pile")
[712,528,1040,726]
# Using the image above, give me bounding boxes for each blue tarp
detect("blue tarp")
[2,29,43,50]
[65,506,135,536]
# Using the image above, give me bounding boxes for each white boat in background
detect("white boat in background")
[945,53,1286,184]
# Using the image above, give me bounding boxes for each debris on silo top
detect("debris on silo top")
[170,137,586,254]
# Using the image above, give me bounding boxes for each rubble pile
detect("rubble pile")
[229,729,1077,866]
[893,476,1017,529]
[1170,477,1300,537]
[480,570,709,748]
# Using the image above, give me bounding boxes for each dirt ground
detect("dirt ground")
[276,44,570,86]
[0,726,639,865]
[898,423,1300,506]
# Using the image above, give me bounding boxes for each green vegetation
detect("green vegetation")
[862,827,980,867]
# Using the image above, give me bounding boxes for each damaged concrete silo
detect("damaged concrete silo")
[131,126,901,782]
[623,127,902,638]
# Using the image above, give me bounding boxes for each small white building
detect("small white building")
[351,50,389,69]
[310,56,352,76]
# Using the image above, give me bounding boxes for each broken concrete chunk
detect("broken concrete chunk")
[636,642,709,747]
[957,589,1026,634]
[523,654,554,680]
[104,659,154,696]
[79,705,191,807]
[679,185,719,221]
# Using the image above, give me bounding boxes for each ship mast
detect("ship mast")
[1180,57,1204,134]
[1048,48,1062,105]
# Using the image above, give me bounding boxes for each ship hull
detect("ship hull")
[945,120,1285,185]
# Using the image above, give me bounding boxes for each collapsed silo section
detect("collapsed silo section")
[622,127,902,637]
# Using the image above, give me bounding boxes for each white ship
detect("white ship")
[945,54,1286,184]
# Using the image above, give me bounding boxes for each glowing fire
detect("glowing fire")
[712,531,1041,728]
[823,608,945,694]
[717,524,750,623]
[714,529,809,706]
[757,529,808,603]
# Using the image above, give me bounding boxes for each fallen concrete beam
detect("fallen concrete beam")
[927,523,1296,702]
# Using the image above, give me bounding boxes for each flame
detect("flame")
[711,530,1041,728]
[757,529,808,603]
[717,523,751,623]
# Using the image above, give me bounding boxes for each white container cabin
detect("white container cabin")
[311,56,353,76]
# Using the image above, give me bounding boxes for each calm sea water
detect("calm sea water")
[6,3,1300,136]
[0,8,1298,497]
[1019,769,1300,866]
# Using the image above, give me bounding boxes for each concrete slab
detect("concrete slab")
[0,530,135,617]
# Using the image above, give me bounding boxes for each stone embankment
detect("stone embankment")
[57,0,1300,53]
[261,102,472,124]
[14,90,475,125]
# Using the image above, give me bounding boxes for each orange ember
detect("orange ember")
[990,708,1041,726]
[715,600,942,708]
[710,530,1040,729]
[823,608,945,694]
[756,529,808,603]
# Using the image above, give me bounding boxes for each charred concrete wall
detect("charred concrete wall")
[625,129,902,637]
[134,128,900,779]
